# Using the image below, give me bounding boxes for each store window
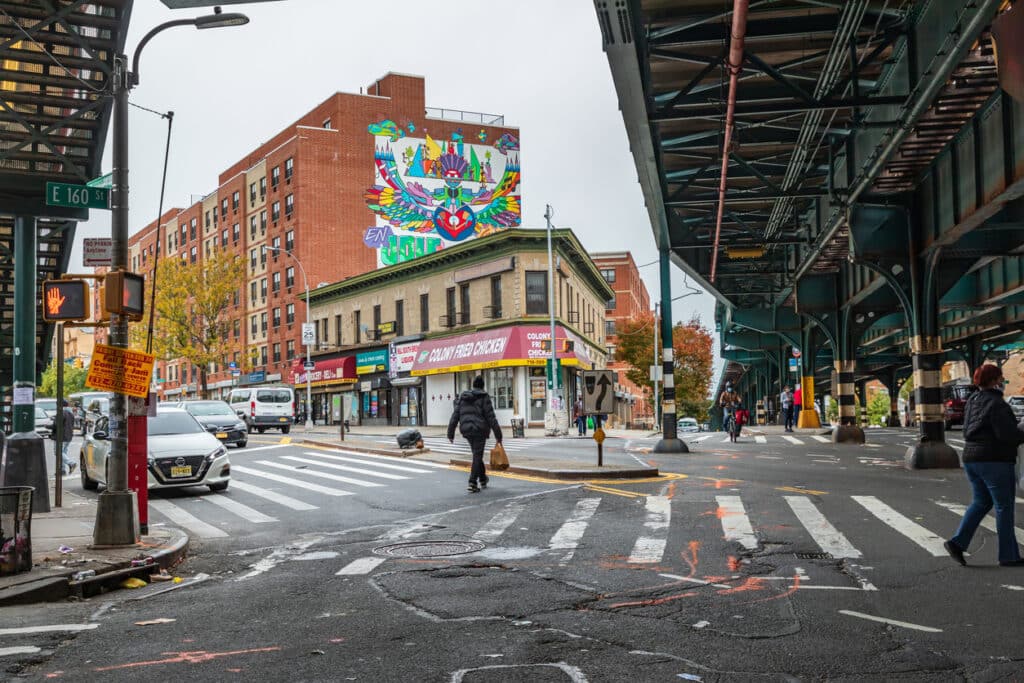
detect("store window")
[486,368,514,410]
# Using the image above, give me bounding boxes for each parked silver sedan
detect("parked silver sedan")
[79,407,230,493]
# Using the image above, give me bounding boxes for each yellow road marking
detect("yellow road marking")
[775,485,829,496]
[584,484,647,499]
[280,437,292,445]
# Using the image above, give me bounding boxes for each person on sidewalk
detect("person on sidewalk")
[447,375,503,493]
[573,398,586,436]
[793,384,803,425]
[945,364,1024,567]
[50,399,75,475]
[780,385,794,432]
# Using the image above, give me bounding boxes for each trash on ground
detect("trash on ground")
[71,570,96,581]
[58,545,74,554]
[134,618,176,626]
[172,577,184,584]
[120,577,148,589]
[309,649,325,656]
[150,571,173,582]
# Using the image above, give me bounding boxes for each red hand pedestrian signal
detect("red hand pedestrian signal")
[41,280,89,321]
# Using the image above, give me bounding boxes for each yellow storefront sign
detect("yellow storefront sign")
[85,344,155,398]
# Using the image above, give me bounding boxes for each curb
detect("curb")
[300,438,432,459]
[0,528,190,606]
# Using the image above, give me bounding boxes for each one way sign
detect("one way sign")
[582,369,615,415]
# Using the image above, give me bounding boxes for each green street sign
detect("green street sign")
[545,357,562,390]
[87,173,112,189]
[46,182,109,210]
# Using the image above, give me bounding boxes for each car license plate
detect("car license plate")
[215,432,227,439]
[279,417,288,422]
[170,466,192,478]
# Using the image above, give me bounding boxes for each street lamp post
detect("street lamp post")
[264,245,312,431]
[94,8,249,547]
[544,205,560,435]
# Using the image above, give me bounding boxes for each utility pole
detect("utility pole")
[653,247,687,453]
[265,245,312,431]
[544,205,560,435]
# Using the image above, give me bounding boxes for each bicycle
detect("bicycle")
[723,407,739,443]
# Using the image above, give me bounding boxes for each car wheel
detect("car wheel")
[208,481,229,492]
[944,421,951,430]
[236,440,247,448]
[80,454,98,491]
[257,427,266,434]
[246,420,253,434]
[281,425,290,435]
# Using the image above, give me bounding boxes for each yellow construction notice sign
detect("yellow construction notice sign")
[85,344,155,398]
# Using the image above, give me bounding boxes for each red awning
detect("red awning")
[290,356,357,387]
[410,325,595,376]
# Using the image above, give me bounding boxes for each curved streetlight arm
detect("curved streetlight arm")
[130,11,249,86]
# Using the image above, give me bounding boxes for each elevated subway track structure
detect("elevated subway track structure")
[0,1,131,432]
[597,0,1024,465]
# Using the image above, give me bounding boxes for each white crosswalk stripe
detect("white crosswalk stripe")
[229,480,318,511]
[149,499,229,538]
[204,493,278,523]
[628,495,671,563]
[336,556,387,575]
[231,465,354,497]
[286,454,409,480]
[256,459,386,488]
[782,435,804,445]
[474,502,526,542]
[811,435,831,443]
[549,498,601,564]
[716,495,758,549]
[311,451,438,473]
[935,500,1024,544]
[784,496,861,558]
[852,495,946,556]
[754,435,767,444]
[693,435,715,442]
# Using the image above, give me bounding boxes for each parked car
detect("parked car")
[677,417,700,433]
[1008,395,1024,420]
[942,380,977,430]
[35,398,58,418]
[227,386,295,434]
[176,400,248,448]
[79,407,230,493]
[68,391,112,435]
[34,405,53,438]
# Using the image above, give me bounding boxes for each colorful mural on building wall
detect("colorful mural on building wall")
[364,121,521,267]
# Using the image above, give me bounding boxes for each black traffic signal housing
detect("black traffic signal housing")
[41,280,90,322]
[104,271,145,321]
[561,340,575,353]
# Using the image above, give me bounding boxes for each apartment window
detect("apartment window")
[180,224,186,242]
[459,283,470,324]
[250,282,257,304]
[395,300,404,336]
[272,272,281,293]
[260,246,266,266]
[260,210,267,232]
[250,248,258,271]
[600,268,616,283]
[271,166,280,188]
[260,312,267,333]
[284,157,293,180]
[272,343,281,363]
[189,246,197,263]
[205,211,211,228]
[272,201,280,222]
[233,289,240,307]
[323,118,331,129]
[446,287,456,325]
[205,239,211,258]
[605,320,616,337]
[286,340,295,360]
[250,315,257,336]
[233,319,240,339]
[233,223,240,243]
[286,303,295,325]
[249,182,256,204]
[190,217,197,240]
[221,198,228,218]
[285,266,295,288]
[272,308,281,328]
[372,305,381,338]
[285,230,294,252]
[321,318,328,345]
[250,216,257,240]
[221,228,228,246]
[525,271,548,315]
[490,276,502,316]
[334,315,343,346]
[259,176,266,196]
[260,346,267,366]
[260,278,267,299]
[420,293,429,332]
[354,310,361,344]
[232,191,240,211]
[285,194,294,217]
[271,236,281,259]
[606,295,616,310]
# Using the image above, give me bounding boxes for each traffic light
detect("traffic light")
[561,340,575,353]
[104,271,145,320]
[540,339,551,352]
[41,280,90,321]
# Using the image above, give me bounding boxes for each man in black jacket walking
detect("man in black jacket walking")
[447,376,503,493]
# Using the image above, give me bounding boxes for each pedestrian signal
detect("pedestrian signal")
[104,271,145,320]
[41,280,90,321]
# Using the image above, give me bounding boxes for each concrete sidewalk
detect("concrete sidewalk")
[295,423,660,441]
[0,484,188,606]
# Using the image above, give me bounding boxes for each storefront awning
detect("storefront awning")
[290,356,357,387]
[410,325,595,376]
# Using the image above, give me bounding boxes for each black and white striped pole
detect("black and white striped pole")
[832,360,863,443]
[905,335,958,468]
[653,247,687,453]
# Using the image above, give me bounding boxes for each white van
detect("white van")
[227,386,295,434]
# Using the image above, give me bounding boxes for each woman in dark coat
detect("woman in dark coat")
[945,364,1024,567]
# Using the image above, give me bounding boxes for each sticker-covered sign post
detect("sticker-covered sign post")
[582,369,615,466]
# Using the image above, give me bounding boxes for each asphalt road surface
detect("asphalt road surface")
[9,426,1024,681]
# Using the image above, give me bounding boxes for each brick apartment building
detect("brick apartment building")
[591,252,653,427]
[121,73,521,405]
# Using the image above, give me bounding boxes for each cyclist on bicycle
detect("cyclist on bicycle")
[719,383,740,441]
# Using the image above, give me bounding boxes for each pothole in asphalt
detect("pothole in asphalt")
[373,540,486,558]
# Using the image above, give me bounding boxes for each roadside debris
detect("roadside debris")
[134,618,176,626]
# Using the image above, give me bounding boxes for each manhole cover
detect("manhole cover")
[372,540,485,558]
[794,552,833,560]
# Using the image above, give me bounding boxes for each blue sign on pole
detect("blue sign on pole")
[248,370,266,384]
[788,358,799,373]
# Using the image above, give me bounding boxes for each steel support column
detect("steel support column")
[654,246,687,453]
[797,324,821,429]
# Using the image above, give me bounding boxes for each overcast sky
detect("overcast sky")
[73,0,721,375]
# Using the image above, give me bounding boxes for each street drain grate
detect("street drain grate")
[794,552,833,560]
[372,540,485,558]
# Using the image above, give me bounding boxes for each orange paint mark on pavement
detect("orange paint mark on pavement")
[608,591,697,609]
[44,673,63,679]
[727,556,742,572]
[745,574,801,604]
[714,465,729,471]
[94,647,282,672]
[666,482,678,500]
[716,577,766,595]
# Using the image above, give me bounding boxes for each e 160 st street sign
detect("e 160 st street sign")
[46,182,109,210]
